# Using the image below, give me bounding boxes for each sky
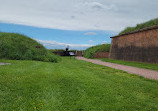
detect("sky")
[0,0,158,50]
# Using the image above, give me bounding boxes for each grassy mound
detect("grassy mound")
[0,32,60,62]
[84,44,110,58]
[119,18,158,35]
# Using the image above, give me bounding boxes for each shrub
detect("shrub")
[84,44,110,58]
[0,32,60,62]
[49,49,65,52]
[43,52,61,62]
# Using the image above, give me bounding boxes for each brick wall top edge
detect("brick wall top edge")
[110,25,158,38]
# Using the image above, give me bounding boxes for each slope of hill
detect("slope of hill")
[0,32,60,62]
[84,44,110,58]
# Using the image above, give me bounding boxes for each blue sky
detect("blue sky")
[0,0,157,49]
[0,23,115,50]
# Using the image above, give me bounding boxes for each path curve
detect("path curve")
[76,57,158,80]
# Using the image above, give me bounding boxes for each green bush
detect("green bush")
[119,18,158,35]
[48,49,65,52]
[84,44,110,58]
[43,52,61,62]
[0,32,60,62]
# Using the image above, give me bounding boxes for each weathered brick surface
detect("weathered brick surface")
[110,28,158,64]
[92,52,109,58]
[76,51,83,56]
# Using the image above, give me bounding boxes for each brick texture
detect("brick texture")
[93,52,109,58]
[110,28,158,64]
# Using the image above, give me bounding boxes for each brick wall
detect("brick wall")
[110,27,158,64]
[93,52,109,58]
[75,51,83,56]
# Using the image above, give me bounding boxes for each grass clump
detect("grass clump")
[0,32,60,62]
[84,44,110,58]
[119,18,158,35]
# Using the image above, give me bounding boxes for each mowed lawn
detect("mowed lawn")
[0,58,158,111]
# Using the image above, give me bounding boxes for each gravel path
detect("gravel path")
[76,57,158,80]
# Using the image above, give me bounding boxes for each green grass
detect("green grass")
[84,44,110,58]
[0,57,158,111]
[119,18,158,35]
[0,32,60,62]
[100,58,158,71]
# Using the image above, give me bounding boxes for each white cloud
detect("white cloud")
[37,40,93,50]
[102,41,110,44]
[84,32,97,35]
[84,2,105,10]
[88,40,94,43]
[0,0,158,31]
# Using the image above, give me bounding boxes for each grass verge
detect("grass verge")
[100,58,158,71]
[0,57,158,111]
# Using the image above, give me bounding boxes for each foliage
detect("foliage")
[70,49,83,52]
[0,58,158,110]
[101,58,158,71]
[119,18,158,35]
[49,49,65,52]
[48,49,80,52]
[0,32,60,62]
[84,44,110,58]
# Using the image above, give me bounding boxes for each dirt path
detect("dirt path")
[76,57,158,80]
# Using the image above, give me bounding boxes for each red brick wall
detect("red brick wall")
[75,51,83,56]
[93,52,109,58]
[110,28,158,64]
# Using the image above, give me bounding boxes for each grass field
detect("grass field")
[0,57,158,111]
[101,58,158,71]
